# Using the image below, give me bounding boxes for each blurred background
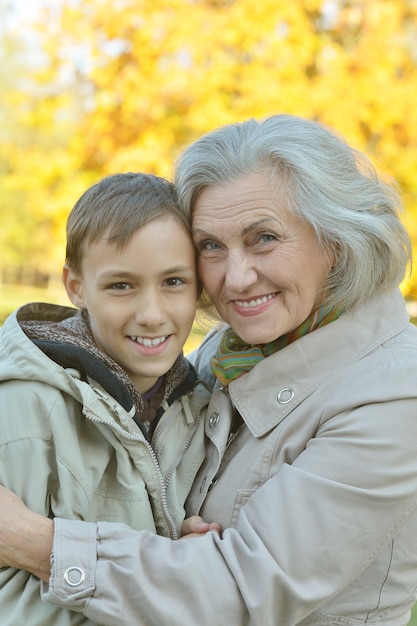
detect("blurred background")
[1,0,417,337]
[2,2,417,620]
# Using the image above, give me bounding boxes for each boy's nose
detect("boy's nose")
[134,294,167,328]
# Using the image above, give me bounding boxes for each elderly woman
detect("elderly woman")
[1,114,417,626]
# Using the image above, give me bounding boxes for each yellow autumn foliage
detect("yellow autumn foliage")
[0,0,416,301]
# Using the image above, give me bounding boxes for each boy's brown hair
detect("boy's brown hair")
[66,172,190,274]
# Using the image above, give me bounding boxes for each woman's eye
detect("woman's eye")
[257,233,277,244]
[199,240,220,251]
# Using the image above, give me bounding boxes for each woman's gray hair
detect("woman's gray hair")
[174,114,411,312]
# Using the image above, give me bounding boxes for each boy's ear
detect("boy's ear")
[63,264,84,308]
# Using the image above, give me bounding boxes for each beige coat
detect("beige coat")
[0,303,209,626]
[44,289,417,625]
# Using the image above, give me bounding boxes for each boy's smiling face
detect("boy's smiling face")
[64,215,197,394]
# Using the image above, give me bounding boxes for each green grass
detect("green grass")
[0,283,70,324]
[409,604,417,625]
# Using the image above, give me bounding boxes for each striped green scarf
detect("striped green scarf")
[210,305,343,386]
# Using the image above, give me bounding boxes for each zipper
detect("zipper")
[83,402,179,540]
[152,399,182,456]
[153,391,204,488]
[203,386,246,495]
[219,385,246,449]
[225,422,246,449]
[164,395,202,486]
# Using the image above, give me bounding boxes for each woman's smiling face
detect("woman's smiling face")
[192,171,334,345]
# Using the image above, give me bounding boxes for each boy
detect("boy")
[0,172,209,625]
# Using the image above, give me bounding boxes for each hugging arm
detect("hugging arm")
[2,361,417,626]
[0,486,219,576]
[41,394,417,626]
[0,485,53,581]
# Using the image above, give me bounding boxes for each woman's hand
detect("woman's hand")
[0,485,29,569]
[181,515,222,539]
[0,485,53,580]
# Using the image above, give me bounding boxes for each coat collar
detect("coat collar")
[228,290,410,437]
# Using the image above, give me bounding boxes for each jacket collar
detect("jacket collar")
[228,289,410,437]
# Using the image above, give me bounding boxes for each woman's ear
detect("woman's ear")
[62,264,84,308]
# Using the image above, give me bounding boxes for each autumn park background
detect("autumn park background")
[1,0,417,334]
[2,0,417,622]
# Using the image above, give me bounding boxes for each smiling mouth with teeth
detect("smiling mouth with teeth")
[130,336,168,347]
[234,293,276,308]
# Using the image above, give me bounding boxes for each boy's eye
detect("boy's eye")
[111,282,130,290]
[165,277,184,287]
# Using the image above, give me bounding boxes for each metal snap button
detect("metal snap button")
[63,566,86,587]
[277,388,295,404]
[208,411,220,429]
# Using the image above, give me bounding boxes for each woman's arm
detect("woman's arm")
[0,485,52,581]
[0,486,219,576]
[2,369,417,625]
[40,391,417,626]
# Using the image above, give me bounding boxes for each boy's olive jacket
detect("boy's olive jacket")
[0,303,209,626]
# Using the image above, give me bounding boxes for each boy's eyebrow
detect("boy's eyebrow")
[160,265,196,275]
[100,265,195,278]
[97,270,137,279]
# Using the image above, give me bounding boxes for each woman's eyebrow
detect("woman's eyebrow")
[191,227,211,237]
[193,218,275,238]
[241,218,275,236]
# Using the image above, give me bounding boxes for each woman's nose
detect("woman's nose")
[224,251,258,292]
